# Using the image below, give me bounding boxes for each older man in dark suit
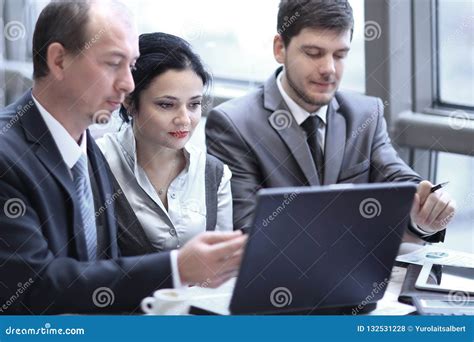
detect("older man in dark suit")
[0,0,245,314]
[206,0,455,242]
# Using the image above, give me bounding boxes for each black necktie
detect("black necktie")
[301,115,324,183]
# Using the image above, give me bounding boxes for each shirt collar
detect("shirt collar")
[32,95,87,169]
[118,123,192,177]
[276,69,328,126]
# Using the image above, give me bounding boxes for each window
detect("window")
[436,152,474,253]
[125,0,365,93]
[437,0,474,107]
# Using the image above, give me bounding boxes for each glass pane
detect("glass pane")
[125,0,365,93]
[438,0,474,107]
[436,152,474,253]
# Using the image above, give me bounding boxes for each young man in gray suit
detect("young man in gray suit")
[0,0,246,314]
[206,0,455,242]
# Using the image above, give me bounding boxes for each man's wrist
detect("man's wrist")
[170,249,187,289]
[410,220,437,238]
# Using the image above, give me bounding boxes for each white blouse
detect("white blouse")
[96,124,233,252]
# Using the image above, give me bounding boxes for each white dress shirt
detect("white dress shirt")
[97,124,233,287]
[32,95,87,175]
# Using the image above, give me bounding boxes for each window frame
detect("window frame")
[433,0,474,112]
[365,0,473,181]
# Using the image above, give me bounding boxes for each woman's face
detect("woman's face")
[132,68,204,150]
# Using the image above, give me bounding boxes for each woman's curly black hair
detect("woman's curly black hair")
[119,32,211,122]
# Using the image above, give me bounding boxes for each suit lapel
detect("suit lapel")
[323,99,346,185]
[270,116,321,186]
[86,132,118,258]
[19,92,88,260]
[263,69,321,186]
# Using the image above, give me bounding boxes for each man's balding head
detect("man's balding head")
[32,0,134,79]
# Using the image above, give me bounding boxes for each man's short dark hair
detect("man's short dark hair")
[32,0,91,79]
[277,0,354,46]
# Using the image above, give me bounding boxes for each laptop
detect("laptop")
[227,182,417,314]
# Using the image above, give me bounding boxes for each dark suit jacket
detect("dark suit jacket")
[206,69,442,242]
[0,91,172,314]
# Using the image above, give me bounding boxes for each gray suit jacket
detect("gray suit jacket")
[206,69,442,242]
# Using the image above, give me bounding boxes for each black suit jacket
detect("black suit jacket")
[0,91,172,314]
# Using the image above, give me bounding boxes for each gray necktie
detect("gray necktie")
[71,154,97,260]
[301,115,325,183]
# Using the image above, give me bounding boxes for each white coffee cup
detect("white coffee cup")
[141,289,190,315]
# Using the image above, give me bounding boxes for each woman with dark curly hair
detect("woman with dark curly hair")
[98,33,233,259]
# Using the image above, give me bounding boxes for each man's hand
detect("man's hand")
[410,180,456,234]
[177,231,248,288]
